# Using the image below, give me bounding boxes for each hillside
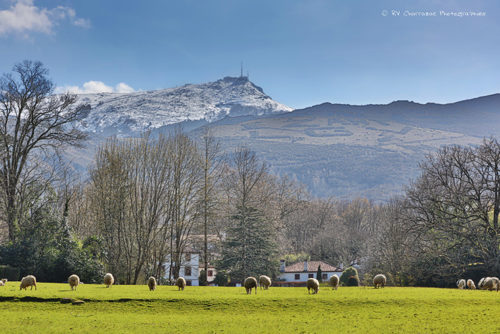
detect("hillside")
[69,76,500,201]
[194,94,500,200]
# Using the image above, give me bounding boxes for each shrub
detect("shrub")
[340,266,360,286]
[347,275,360,286]
[214,271,229,286]
[199,270,207,286]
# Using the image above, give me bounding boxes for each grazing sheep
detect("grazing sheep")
[329,275,339,290]
[478,277,486,289]
[1,278,7,284]
[306,278,319,294]
[148,276,157,291]
[104,273,114,288]
[176,277,186,291]
[493,277,500,291]
[0,281,4,286]
[68,274,80,291]
[466,279,476,290]
[259,275,271,290]
[479,277,499,291]
[20,275,37,290]
[373,274,387,288]
[244,277,258,294]
[456,279,466,289]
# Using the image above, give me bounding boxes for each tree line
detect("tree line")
[1,61,498,286]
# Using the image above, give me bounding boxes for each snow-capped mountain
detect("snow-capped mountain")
[75,76,292,135]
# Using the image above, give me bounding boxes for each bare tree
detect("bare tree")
[225,146,268,209]
[66,181,94,239]
[0,60,87,241]
[89,138,129,281]
[125,134,173,284]
[405,139,500,279]
[365,198,416,285]
[198,127,223,282]
[268,175,310,254]
[168,130,202,280]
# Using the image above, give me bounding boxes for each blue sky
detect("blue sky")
[1,0,499,108]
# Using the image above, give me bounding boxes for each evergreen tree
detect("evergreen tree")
[316,265,323,282]
[199,270,207,286]
[218,206,278,283]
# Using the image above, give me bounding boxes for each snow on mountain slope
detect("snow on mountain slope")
[75,76,292,135]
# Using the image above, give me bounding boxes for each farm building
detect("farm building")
[164,252,201,286]
[163,234,221,286]
[275,260,343,286]
[163,253,219,286]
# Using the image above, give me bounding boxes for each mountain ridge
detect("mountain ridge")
[195,92,500,200]
[74,76,292,136]
[67,77,500,200]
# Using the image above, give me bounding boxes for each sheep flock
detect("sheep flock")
[6,272,499,296]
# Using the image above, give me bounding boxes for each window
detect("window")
[322,273,328,280]
[185,253,191,262]
[308,274,314,278]
[185,266,192,276]
[294,274,300,280]
[208,270,213,277]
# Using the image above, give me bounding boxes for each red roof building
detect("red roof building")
[276,260,343,286]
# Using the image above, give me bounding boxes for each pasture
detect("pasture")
[1,282,499,333]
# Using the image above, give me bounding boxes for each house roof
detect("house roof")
[284,261,342,273]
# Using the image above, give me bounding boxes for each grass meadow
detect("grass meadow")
[1,282,499,333]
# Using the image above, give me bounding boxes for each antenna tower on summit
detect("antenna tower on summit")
[240,62,243,77]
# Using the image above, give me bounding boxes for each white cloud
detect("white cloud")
[0,0,90,37]
[73,17,91,29]
[115,83,135,93]
[56,81,136,94]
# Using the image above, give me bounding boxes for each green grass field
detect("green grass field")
[1,282,499,333]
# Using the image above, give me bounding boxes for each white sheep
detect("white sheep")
[0,281,4,287]
[104,273,114,288]
[493,277,500,291]
[148,276,157,291]
[479,277,499,291]
[20,275,37,290]
[176,277,186,291]
[259,275,271,290]
[329,274,339,290]
[244,277,258,294]
[466,279,476,290]
[306,278,319,294]
[68,274,80,290]
[1,278,7,284]
[373,274,387,288]
[456,279,466,289]
[478,277,486,289]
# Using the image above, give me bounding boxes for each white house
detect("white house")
[276,260,343,286]
[163,234,221,286]
[164,252,200,286]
